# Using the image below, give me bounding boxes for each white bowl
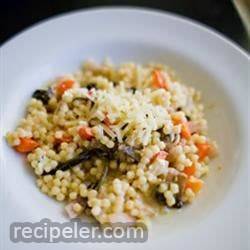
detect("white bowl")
[0,7,249,250]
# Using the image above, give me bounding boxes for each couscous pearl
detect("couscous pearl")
[98,214,108,224]
[41,186,49,193]
[132,180,140,188]
[107,141,114,148]
[139,176,147,185]
[113,181,122,195]
[91,206,101,216]
[125,200,134,210]
[70,182,78,190]
[95,159,102,167]
[127,187,136,197]
[64,171,71,179]
[79,183,87,190]
[110,160,117,169]
[88,190,97,199]
[136,168,144,177]
[36,179,43,187]
[56,170,64,179]
[166,196,175,207]
[185,188,195,198]
[69,192,77,200]
[159,183,168,193]
[51,186,60,195]
[53,178,61,186]
[147,173,157,183]
[131,209,139,217]
[101,199,111,208]
[76,171,85,179]
[170,183,179,194]
[108,193,116,203]
[119,162,127,171]
[61,187,67,194]
[56,193,65,201]
[122,182,129,191]
[61,179,69,187]
[44,175,52,183]
[44,166,52,173]
[90,198,101,207]
[73,203,83,213]
[51,161,58,168]
[80,189,88,197]
[27,154,34,161]
[164,190,173,200]
[126,171,135,180]
[90,167,97,175]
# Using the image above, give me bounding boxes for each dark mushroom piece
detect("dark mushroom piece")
[154,190,166,205]
[42,142,141,176]
[42,148,109,176]
[86,83,97,90]
[154,188,184,209]
[172,199,184,209]
[32,89,50,105]
[129,87,136,94]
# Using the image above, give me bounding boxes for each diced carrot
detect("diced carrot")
[152,70,169,89]
[185,177,203,193]
[78,126,93,140]
[196,143,211,161]
[172,116,182,125]
[172,117,191,139]
[181,123,191,139]
[183,164,196,176]
[61,134,73,143]
[54,134,73,145]
[56,79,74,95]
[15,138,39,153]
[150,151,168,163]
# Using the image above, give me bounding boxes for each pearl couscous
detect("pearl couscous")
[6,59,217,224]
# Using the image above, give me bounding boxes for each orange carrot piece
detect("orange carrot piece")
[152,70,169,89]
[181,123,191,139]
[78,126,93,140]
[56,79,74,95]
[15,138,39,153]
[172,116,182,125]
[183,165,196,176]
[61,134,73,143]
[54,134,73,145]
[196,143,211,160]
[185,177,203,193]
[172,117,191,139]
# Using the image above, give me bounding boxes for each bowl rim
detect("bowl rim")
[1,6,249,59]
